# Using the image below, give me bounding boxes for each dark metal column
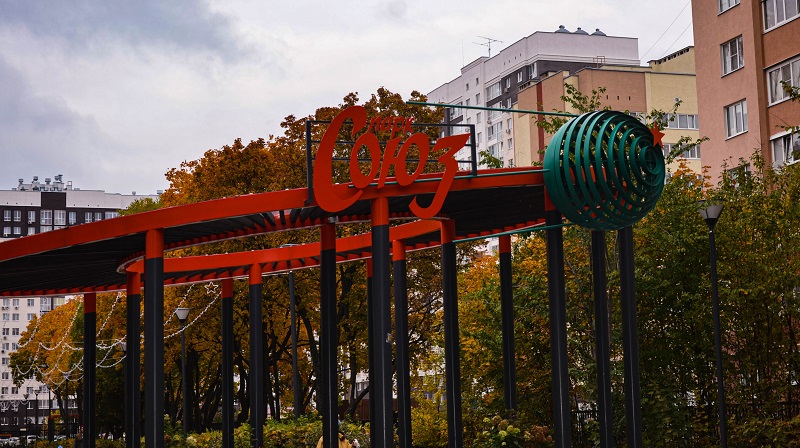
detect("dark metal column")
[144,229,164,448]
[709,225,728,448]
[320,223,339,448]
[393,239,412,448]
[441,220,463,448]
[498,235,517,415]
[370,197,393,448]
[249,263,264,448]
[289,270,302,420]
[591,231,614,448]
[619,226,642,448]
[125,272,141,448]
[83,292,96,448]
[366,259,375,445]
[545,209,571,448]
[221,278,234,448]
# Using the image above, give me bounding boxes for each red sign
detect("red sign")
[313,105,470,219]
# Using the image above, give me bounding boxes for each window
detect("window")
[12,227,20,235]
[40,226,52,233]
[724,100,748,137]
[764,0,800,29]
[465,98,470,107]
[40,209,53,225]
[2,211,9,222]
[449,102,463,120]
[27,210,35,224]
[12,328,19,336]
[0,373,6,380]
[2,314,8,321]
[85,212,93,223]
[507,158,514,167]
[10,343,17,351]
[1,329,8,336]
[529,62,538,79]
[27,299,34,307]
[517,72,523,83]
[13,299,18,307]
[54,210,66,226]
[2,227,9,237]
[27,227,35,236]
[10,387,17,395]
[12,314,19,321]
[720,0,739,13]
[507,118,512,130]
[508,139,513,150]
[488,121,503,141]
[26,387,33,395]
[486,82,501,101]
[68,211,76,225]
[505,78,510,89]
[27,314,35,321]
[772,131,800,167]
[476,112,481,124]
[12,211,20,222]
[664,113,699,129]
[506,98,511,108]
[477,132,482,144]
[1,387,6,394]
[768,57,800,104]
[721,36,744,75]
[476,77,479,84]
[1,360,7,367]
[95,212,103,221]
[663,143,701,159]
[465,82,469,91]
[476,93,480,104]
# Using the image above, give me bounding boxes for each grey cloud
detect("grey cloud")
[0,55,154,192]
[0,1,248,61]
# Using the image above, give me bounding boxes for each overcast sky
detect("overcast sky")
[0,0,694,195]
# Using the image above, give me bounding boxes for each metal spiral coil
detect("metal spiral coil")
[543,110,665,231]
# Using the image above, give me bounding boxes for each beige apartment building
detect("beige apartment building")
[691,0,800,180]
[515,47,701,175]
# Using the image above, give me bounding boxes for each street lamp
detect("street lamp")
[174,307,191,443]
[33,388,39,447]
[22,392,28,442]
[700,203,728,448]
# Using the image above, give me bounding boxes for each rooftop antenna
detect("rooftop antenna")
[474,36,503,57]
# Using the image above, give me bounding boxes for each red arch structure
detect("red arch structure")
[0,105,653,448]
[0,166,553,447]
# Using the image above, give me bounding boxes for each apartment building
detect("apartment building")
[427,27,640,168]
[516,46,701,175]
[691,0,800,180]
[0,175,158,436]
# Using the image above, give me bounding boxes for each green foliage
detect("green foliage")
[474,416,524,448]
[729,414,800,447]
[118,197,162,215]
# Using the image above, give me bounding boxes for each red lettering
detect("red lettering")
[313,105,468,219]
[313,106,367,212]
[409,134,469,219]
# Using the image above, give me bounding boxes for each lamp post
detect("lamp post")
[34,388,39,447]
[48,387,52,442]
[23,392,28,442]
[121,341,130,448]
[174,307,191,444]
[63,373,70,440]
[700,203,727,448]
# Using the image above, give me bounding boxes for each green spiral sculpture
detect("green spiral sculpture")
[543,111,665,231]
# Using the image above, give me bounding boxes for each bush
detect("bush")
[729,415,800,447]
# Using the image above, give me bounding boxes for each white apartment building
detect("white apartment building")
[427,27,641,168]
[0,175,159,436]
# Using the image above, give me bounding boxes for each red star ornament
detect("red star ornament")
[650,123,665,148]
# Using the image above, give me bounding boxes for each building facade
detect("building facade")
[0,175,158,437]
[691,0,800,180]
[515,47,701,175]
[427,27,641,168]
